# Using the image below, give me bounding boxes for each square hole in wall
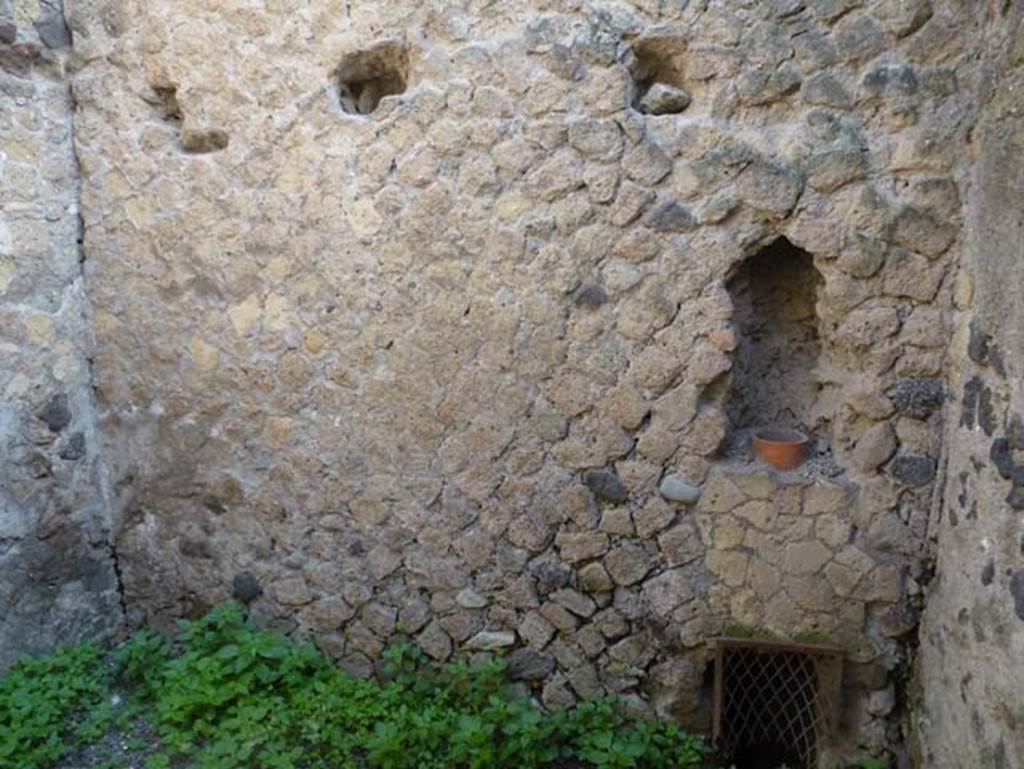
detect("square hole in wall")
[336,39,409,115]
[630,35,691,115]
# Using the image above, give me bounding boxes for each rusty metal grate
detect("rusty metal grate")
[712,638,842,769]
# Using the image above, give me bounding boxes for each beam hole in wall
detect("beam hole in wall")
[148,84,229,154]
[722,237,828,460]
[153,85,182,124]
[630,35,691,115]
[336,39,409,116]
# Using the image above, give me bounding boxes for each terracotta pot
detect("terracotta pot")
[753,428,809,471]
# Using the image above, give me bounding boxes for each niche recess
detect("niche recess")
[337,40,409,115]
[630,35,691,115]
[148,84,229,154]
[724,238,825,444]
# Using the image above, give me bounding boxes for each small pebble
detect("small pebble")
[659,475,701,505]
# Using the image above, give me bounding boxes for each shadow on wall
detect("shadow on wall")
[724,238,825,441]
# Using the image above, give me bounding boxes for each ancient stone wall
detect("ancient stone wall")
[0,0,122,670]
[9,0,1024,765]
[916,4,1024,767]
[61,0,983,761]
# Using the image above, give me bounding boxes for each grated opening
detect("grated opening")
[713,638,842,769]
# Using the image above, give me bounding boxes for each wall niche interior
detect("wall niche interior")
[337,40,410,115]
[724,238,826,451]
[630,35,691,115]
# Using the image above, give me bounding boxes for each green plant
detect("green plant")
[123,603,710,769]
[0,643,114,769]
[0,603,711,769]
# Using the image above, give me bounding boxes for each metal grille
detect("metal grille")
[713,638,842,769]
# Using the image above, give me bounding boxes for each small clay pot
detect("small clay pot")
[753,428,809,471]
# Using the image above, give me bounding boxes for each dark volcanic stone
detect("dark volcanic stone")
[966,321,1004,375]
[1008,485,1024,512]
[891,378,944,419]
[34,11,71,48]
[506,648,556,680]
[232,571,263,603]
[583,469,629,503]
[574,283,608,308]
[0,23,16,44]
[961,376,983,429]
[968,322,991,365]
[889,454,937,487]
[530,559,572,593]
[1011,570,1024,621]
[981,560,995,586]
[38,393,71,432]
[978,386,997,436]
[1009,414,1024,450]
[990,438,1016,480]
[348,540,367,556]
[861,61,919,95]
[647,200,696,232]
[59,431,86,460]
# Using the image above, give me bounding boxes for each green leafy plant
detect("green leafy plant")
[124,603,710,768]
[1,603,711,769]
[0,643,114,769]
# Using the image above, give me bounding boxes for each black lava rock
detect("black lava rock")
[59,432,86,461]
[647,200,696,233]
[1008,484,1024,512]
[38,393,71,433]
[968,322,992,365]
[961,376,983,429]
[889,454,937,487]
[891,379,944,419]
[981,560,995,586]
[583,469,629,504]
[232,571,263,603]
[506,648,555,681]
[530,559,572,593]
[574,283,608,308]
[968,322,1007,376]
[1009,414,1024,450]
[34,11,71,49]
[1011,570,1024,621]
[990,438,1016,480]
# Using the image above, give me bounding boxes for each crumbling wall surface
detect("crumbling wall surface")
[0,0,122,670]
[68,0,977,758]
[916,5,1024,767]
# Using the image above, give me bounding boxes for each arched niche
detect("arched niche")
[724,237,826,443]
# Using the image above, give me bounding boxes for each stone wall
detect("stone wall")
[62,0,983,761]
[916,4,1024,767]
[8,0,1024,765]
[0,0,122,670]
